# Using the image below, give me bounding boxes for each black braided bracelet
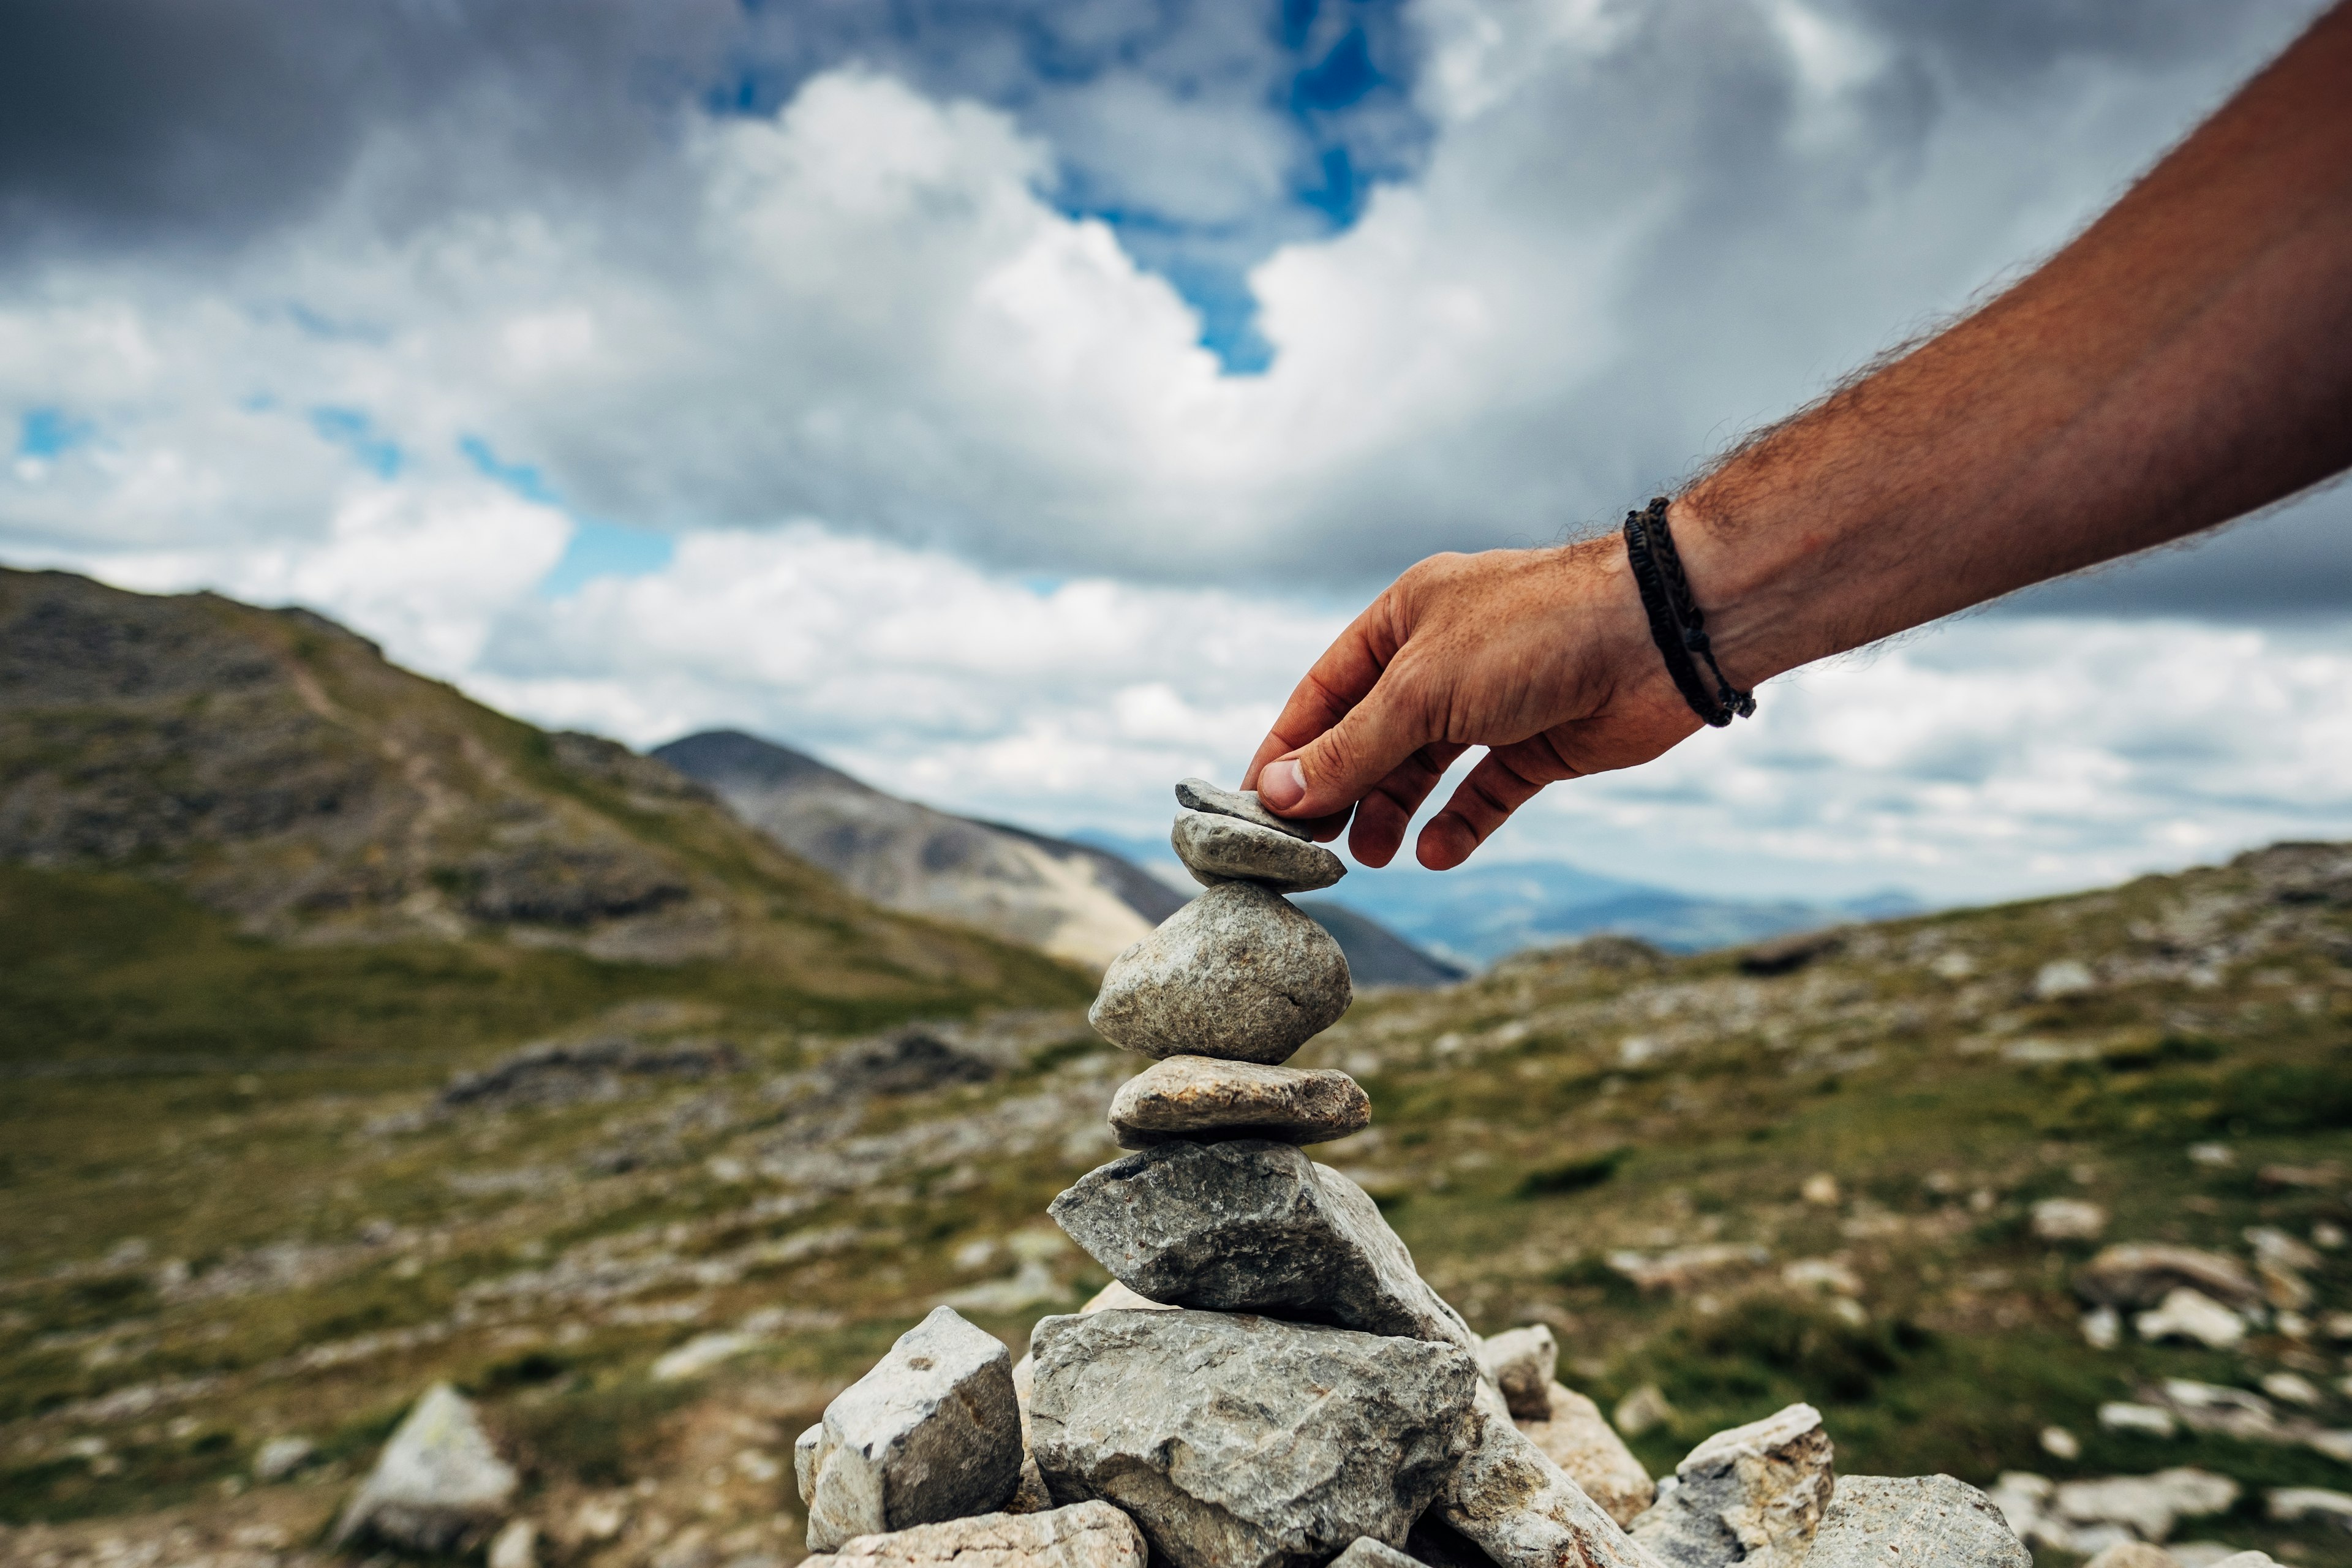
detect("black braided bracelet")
[1621,496,1756,728]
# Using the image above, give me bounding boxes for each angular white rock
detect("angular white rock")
[1171,809,1345,892]
[2135,1289,2245,1348]
[334,1384,519,1553]
[1807,1476,2029,1568]
[1628,1403,1834,1568]
[801,1306,1023,1553]
[799,1501,1147,1567]
[1480,1325,1560,1419]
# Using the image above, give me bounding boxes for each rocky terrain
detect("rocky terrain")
[1,826,2347,1566]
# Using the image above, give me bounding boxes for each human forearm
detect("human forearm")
[1675,0,2352,685]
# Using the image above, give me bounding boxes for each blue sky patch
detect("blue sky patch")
[540,519,676,599]
[17,407,94,459]
[308,406,402,478]
[460,434,562,505]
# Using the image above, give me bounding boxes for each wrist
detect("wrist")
[1662,488,1830,690]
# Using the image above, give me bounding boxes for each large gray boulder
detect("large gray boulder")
[1437,1383,1654,1568]
[1049,1140,1476,1352]
[1107,1055,1370,1148]
[1629,1403,1834,1568]
[333,1384,518,1552]
[799,1306,1024,1552]
[799,1501,1147,1566]
[1171,809,1346,892]
[1028,1308,1480,1568]
[1087,883,1351,1065]
[1806,1475,2030,1568]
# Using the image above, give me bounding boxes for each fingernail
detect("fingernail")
[1259,759,1305,810]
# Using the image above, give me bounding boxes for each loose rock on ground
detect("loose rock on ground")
[1807,1475,2030,1568]
[798,1501,1147,1567]
[333,1382,518,1553]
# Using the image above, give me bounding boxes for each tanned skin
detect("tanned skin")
[1244,1,2352,872]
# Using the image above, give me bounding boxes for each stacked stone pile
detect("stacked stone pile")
[786,780,2056,1567]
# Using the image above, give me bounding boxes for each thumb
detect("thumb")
[1257,673,1432,819]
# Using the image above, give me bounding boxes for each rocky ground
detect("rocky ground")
[2,841,2350,1565]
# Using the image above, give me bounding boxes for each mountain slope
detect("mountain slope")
[0,568,1088,1008]
[653,729,1182,970]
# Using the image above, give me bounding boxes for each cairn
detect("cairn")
[793,778,2035,1568]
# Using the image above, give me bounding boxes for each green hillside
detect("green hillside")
[1,842,2346,1566]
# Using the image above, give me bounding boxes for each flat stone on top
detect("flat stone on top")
[1088,881,1351,1065]
[1174,778,1314,839]
[1108,1056,1370,1148]
[1172,809,1346,892]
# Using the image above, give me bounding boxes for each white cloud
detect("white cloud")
[3,0,2348,912]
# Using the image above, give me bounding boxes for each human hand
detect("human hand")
[1240,536,1708,870]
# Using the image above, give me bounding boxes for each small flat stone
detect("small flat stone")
[1174,778,1313,840]
[1628,1403,1833,1568]
[800,1306,1023,1553]
[1437,1382,1652,1568]
[799,1501,1148,1567]
[1171,810,1345,893]
[1806,1476,2029,1568]
[1107,1056,1370,1148]
[1089,882,1351,1065]
[1479,1325,1558,1419]
[1028,1308,1479,1568]
[1517,1381,1657,1528]
[1049,1139,1475,1352]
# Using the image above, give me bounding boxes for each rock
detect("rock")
[1330,1540,1424,1567]
[2054,1470,2239,1541]
[1049,1140,1475,1352]
[2083,1306,2122,1348]
[1088,882,1352,1064]
[1436,1382,1653,1568]
[1174,778,1313,840]
[1171,810,1346,893]
[2033,1199,2109,1242]
[489,1518,538,1568]
[2261,1371,2323,1408]
[800,1306,1023,1553]
[1107,1056,1370,1149]
[1028,1308,1479,1568]
[1517,1381,1657,1528]
[2135,1289,2245,1348]
[1479,1326,1558,1419]
[1011,1281,1174,1492]
[2267,1486,2352,1528]
[2043,1427,2082,1460]
[2035,959,2097,998]
[2100,1403,2179,1438]
[2160,1379,2279,1439]
[1806,1475,2028,1568]
[1614,1385,1675,1438]
[333,1384,519,1552]
[2076,1245,2262,1311]
[2086,1545,2185,1568]
[798,1501,1147,1567]
[1628,1403,1834,1568]
[253,1434,315,1483]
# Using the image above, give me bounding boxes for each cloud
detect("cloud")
[2,0,2349,910]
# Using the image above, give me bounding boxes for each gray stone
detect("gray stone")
[2054,1470,2239,1542]
[2075,1245,2263,1311]
[1174,778,1313,840]
[2085,1545,2186,1568]
[1089,883,1352,1064]
[1518,1382,1657,1529]
[1629,1403,1833,1568]
[334,1384,519,1552]
[1172,810,1345,893]
[254,1434,315,1483]
[1330,1539,1425,1568]
[1806,1475,2029,1568]
[1028,1308,1480,1568]
[1437,1382,1653,1568]
[1480,1326,1559,1419]
[1049,1140,1475,1352]
[801,1306,1023,1553]
[1107,1056,1370,1148]
[799,1501,1147,1567]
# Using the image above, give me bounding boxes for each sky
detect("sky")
[2,0,2347,907]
